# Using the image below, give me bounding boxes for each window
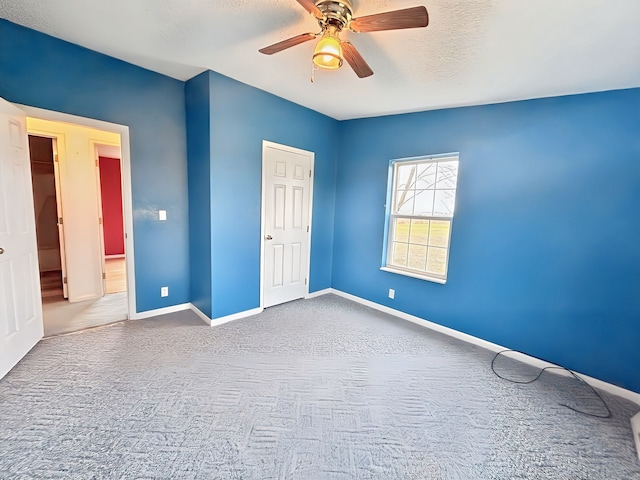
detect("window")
[382,154,459,283]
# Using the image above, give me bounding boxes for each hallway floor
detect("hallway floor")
[105,257,126,294]
[40,257,128,336]
[42,292,127,337]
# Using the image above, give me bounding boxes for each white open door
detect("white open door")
[51,139,69,298]
[0,97,44,380]
[261,141,313,308]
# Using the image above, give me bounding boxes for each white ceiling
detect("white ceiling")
[1,0,639,120]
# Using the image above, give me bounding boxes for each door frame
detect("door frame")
[92,141,123,294]
[259,140,315,309]
[19,104,136,317]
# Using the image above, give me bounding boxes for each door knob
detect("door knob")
[264,235,273,240]
[0,247,4,254]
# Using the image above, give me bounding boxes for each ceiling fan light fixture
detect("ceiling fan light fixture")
[312,27,343,70]
[260,1,429,79]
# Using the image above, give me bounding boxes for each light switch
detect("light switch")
[159,210,167,221]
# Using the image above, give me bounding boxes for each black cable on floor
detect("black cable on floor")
[491,349,611,419]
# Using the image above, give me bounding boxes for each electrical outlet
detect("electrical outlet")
[161,286,169,297]
[631,412,640,461]
[388,288,395,299]
[159,209,167,221]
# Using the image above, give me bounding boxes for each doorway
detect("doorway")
[96,146,127,296]
[23,109,135,336]
[28,135,64,299]
[260,141,314,308]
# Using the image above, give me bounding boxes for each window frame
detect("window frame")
[381,153,460,284]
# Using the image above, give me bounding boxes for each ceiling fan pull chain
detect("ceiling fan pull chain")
[311,62,316,83]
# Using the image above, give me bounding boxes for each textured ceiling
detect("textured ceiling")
[1,0,639,120]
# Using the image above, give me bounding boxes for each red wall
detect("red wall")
[98,157,125,256]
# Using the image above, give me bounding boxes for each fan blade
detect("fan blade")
[341,41,373,78]
[296,0,323,19]
[259,33,316,55]
[350,6,429,33]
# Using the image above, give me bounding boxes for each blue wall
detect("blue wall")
[3,18,638,393]
[333,89,640,392]
[0,19,190,312]
[185,72,213,317]
[206,71,338,318]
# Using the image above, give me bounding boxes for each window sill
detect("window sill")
[380,266,447,284]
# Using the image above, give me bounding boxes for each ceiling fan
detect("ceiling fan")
[259,0,429,78]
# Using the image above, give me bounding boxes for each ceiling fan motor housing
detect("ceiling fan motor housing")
[315,0,353,30]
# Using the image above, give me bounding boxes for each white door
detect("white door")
[0,97,44,380]
[262,141,313,308]
[51,139,69,298]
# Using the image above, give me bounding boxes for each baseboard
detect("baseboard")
[329,288,510,351]
[305,288,332,299]
[130,302,191,320]
[323,289,640,407]
[189,303,212,326]
[132,301,263,327]
[208,306,263,327]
